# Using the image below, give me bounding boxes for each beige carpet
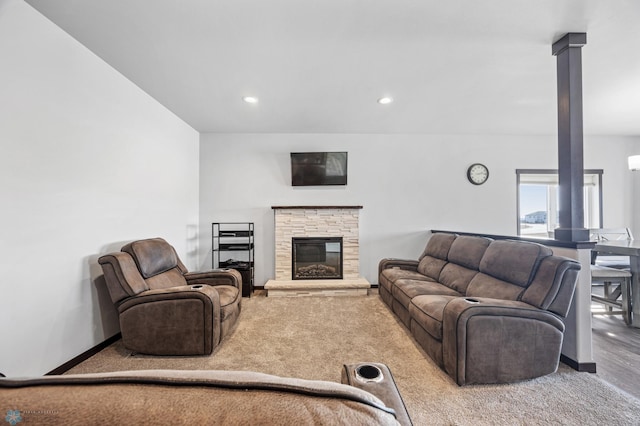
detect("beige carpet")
[69,292,640,425]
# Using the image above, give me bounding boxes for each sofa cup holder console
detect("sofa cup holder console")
[341,362,412,425]
[354,364,384,383]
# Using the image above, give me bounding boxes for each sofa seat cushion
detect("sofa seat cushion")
[216,285,240,321]
[392,279,461,310]
[409,295,457,341]
[465,272,525,301]
[380,268,434,289]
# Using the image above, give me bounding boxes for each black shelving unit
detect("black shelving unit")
[212,222,254,297]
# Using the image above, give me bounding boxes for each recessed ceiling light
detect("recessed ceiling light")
[377,97,393,105]
[243,96,259,104]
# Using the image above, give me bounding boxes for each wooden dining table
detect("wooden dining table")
[594,239,640,328]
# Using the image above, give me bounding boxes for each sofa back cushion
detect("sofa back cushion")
[479,240,552,286]
[447,236,492,269]
[438,236,492,293]
[466,240,552,300]
[417,233,456,280]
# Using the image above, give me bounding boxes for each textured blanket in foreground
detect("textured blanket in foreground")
[0,369,401,425]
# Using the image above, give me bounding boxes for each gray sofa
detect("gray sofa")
[379,232,581,385]
[0,365,410,425]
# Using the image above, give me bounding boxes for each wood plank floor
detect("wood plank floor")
[591,313,640,399]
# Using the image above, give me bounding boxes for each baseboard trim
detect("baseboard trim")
[46,333,122,375]
[561,354,597,373]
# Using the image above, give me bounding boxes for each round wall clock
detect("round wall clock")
[467,163,489,185]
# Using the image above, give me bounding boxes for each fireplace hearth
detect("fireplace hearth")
[292,237,343,280]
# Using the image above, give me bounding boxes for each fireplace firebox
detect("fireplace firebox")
[292,237,343,280]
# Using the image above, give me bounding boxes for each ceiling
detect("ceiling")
[24,0,640,136]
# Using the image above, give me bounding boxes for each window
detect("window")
[516,169,603,238]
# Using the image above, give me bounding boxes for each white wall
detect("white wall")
[200,133,640,287]
[0,0,199,376]
[589,136,640,232]
[626,140,640,235]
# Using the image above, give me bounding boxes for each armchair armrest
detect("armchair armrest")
[117,285,222,355]
[378,258,419,276]
[185,268,242,290]
[118,285,221,311]
[442,297,565,385]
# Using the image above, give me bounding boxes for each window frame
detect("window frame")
[516,169,603,236]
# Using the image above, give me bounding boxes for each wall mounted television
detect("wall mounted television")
[291,152,348,186]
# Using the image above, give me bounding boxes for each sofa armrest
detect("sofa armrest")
[378,258,419,275]
[341,363,412,426]
[442,297,566,385]
[117,286,221,355]
[185,268,242,290]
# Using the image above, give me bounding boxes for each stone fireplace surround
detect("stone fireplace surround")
[264,206,371,297]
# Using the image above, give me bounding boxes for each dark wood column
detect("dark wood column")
[552,33,590,242]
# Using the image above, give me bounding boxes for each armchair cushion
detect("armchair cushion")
[122,238,181,278]
[185,268,242,289]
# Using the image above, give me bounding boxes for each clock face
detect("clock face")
[467,163,489,185]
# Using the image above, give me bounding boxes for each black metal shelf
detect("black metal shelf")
[213,222,254,297]
[219,231,253,238]
[218,243,254,251]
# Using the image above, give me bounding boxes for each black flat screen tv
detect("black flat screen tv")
[291,152,348,186]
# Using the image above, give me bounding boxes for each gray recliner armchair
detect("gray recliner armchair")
[98,237,242,355]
